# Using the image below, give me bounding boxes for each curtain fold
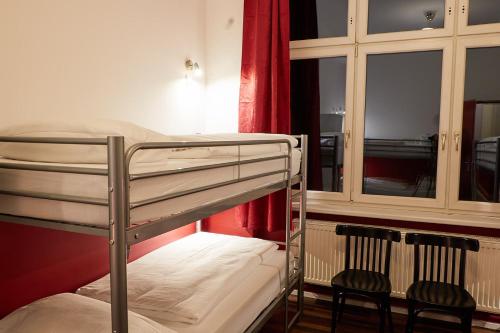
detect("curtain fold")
[237,0,290,235]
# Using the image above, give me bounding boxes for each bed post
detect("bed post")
[285,140,292,333]
[108,136,129,333]
[298,135,308,316]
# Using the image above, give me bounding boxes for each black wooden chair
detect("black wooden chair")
[405,233,480,333]
[331,224,401,333]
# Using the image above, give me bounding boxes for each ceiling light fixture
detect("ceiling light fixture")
[422,10,436,31]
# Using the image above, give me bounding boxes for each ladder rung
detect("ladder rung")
[290,229,302,242]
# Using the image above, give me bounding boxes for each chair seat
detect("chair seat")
[331,269,391,294]
[406,281,476,309]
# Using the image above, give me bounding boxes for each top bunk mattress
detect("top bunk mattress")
[0,148,301,227]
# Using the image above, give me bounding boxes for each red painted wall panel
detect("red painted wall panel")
[203,209,285,242]
[0,222,195,318]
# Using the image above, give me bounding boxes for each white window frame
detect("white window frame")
[290,45,356,202]
[449,34,500,214]
[357,0,456,43]
[290,0,357,49]
[457,0,500,35]
[352,39,454,209]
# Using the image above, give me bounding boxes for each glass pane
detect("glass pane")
[363,51,443,198]
[459,47,500,203]
[468,0,500,26]
[291,57,347,192]
[368,0,445,34]
[290,0,349,40]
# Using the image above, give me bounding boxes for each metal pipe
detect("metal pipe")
[284,140,292,333]
[130,169,289,209]
[0,162,108,175]
[129,154,287,181]
[0,189,108,206]
[107,136,129,333]
[298,135,308,316]
[125,139,292,175]
[0,136,108,145]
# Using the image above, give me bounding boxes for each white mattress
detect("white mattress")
[163,260,284,333]
[77,233,284,325]
[0,149,300,226]
[77,232,287,333]
[0,293,174,333]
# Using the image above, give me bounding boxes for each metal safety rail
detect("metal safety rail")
[0,134,308,333]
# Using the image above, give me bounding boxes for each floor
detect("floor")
[261,298,497,333]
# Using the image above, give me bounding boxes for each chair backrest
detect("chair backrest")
[405,233,480,288]
[336,224,401,276]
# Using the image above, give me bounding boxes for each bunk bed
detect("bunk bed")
[0,128,308,333]
[474,136,500,202]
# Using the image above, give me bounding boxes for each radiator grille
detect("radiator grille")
[304,220,500,314]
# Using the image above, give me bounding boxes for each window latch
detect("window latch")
[441,132,447,150]
[454,132,461,151]
[344,130,351,149]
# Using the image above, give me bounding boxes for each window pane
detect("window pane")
[368,0,445,34]
[459,47,500,203]
[363,51,443,198]
[290,0,348,41]
[291,57,347,192]
[468,0,500,26]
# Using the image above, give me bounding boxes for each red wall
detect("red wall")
[0,222,195,318]
[203,209,285,242]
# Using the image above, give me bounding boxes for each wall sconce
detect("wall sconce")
[185,59,200,78]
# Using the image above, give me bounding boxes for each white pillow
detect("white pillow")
[0,119,170,164]
[0,293,175,333]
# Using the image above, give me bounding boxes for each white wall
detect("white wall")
[204,0,244,133]
[0,0,206,134]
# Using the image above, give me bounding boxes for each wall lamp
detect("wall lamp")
[185,59,200,77]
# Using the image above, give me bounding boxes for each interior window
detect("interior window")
[368,0,445,34]
[291,57,347,192]
[468,0,500,26]
[362,51,443,198]
[290,0,349,40]
[459,47,500,203]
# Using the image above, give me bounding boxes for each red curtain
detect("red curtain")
[237,0,290,235]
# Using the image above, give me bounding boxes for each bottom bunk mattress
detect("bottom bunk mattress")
[0,293,174,333]
[77,232,288,333]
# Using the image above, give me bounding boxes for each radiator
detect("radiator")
[304,220,500,314]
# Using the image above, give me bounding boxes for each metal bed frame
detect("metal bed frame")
[0,134,308,333]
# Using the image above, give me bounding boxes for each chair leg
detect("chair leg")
[331,289,340,333]
[338,294,346,323]
[378,301,386,333]
[460,311,473,333]
[406,300,415,333]
[385,296,394,333]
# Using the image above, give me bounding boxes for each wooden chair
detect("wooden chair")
[331,224,401,333]
[405,233,480,333]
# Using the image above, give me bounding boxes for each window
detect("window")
[450,35,500,214]
[357,0,454,42]
[290,0,500,220]
[362,51,443,199]
[290,46,355,201]
[458,0,500,34]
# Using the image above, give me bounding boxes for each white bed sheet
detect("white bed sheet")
[0,293,174,333]
[0,149,300,226]
[77,233,279,325]
[163,262,283,333]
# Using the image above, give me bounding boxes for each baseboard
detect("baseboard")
[303,291,500,331]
